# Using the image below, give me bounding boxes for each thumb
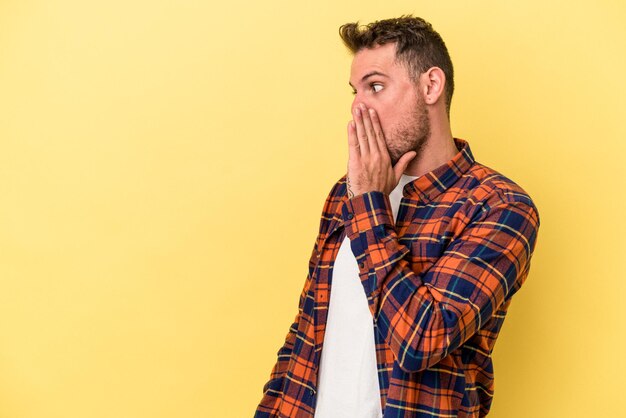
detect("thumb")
[393,151,417,182]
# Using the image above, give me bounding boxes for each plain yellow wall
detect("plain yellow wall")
[1,1,624,417]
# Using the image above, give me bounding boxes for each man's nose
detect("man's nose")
[351,98,358,114]
[351,97,370,114]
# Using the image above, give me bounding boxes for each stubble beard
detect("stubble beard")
[386,98,431,167]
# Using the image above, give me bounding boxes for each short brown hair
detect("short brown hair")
[339,15,454,115]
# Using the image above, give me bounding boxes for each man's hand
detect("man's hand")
[346,103,416,198]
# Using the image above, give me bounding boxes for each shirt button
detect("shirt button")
[359,262,365,269]
[347,213,354,219]
[309,389,314,395]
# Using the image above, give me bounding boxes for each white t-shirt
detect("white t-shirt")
[313,174,419,418]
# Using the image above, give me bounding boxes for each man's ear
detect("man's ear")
[419,67,446,105]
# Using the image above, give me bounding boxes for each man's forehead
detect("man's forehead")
[349,43,399,82]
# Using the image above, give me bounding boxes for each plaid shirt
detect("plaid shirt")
[254,138,540,418]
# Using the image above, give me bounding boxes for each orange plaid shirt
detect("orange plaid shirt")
[255,138,540,417]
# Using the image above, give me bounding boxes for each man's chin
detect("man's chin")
[389,151,405,167]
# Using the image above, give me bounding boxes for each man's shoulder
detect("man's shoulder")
[463,161,540,221]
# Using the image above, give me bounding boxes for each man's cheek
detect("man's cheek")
[379,119,391,141]
[374,110,393,144]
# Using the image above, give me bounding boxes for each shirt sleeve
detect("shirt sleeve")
[340,190,540,373]
[257,177,343,415]
[256,255,314,415]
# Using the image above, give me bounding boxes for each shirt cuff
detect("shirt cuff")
[341,190,395,236]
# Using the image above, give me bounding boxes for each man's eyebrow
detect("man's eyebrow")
[348,71,389,88]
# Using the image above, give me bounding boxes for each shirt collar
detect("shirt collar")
[325,139,474,242]
[402,137,475,202]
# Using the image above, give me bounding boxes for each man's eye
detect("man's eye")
[371,83,383,93]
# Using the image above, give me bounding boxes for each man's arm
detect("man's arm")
[341,189,540,373]
[264,268,311,386]
[256,178,342,415]
[255,262,313,417]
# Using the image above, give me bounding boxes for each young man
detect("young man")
[254,15,540,418]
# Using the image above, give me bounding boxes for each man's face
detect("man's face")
[349,42,430,166]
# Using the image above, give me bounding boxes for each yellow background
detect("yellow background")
[1,1,624,417]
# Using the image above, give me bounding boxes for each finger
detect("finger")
[353,105,370,156]
[393,151,417,181]
[360,105,380,155]
[347,120,360,157]
[368,108,389,161]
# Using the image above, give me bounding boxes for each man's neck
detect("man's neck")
[403,122,457,177]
